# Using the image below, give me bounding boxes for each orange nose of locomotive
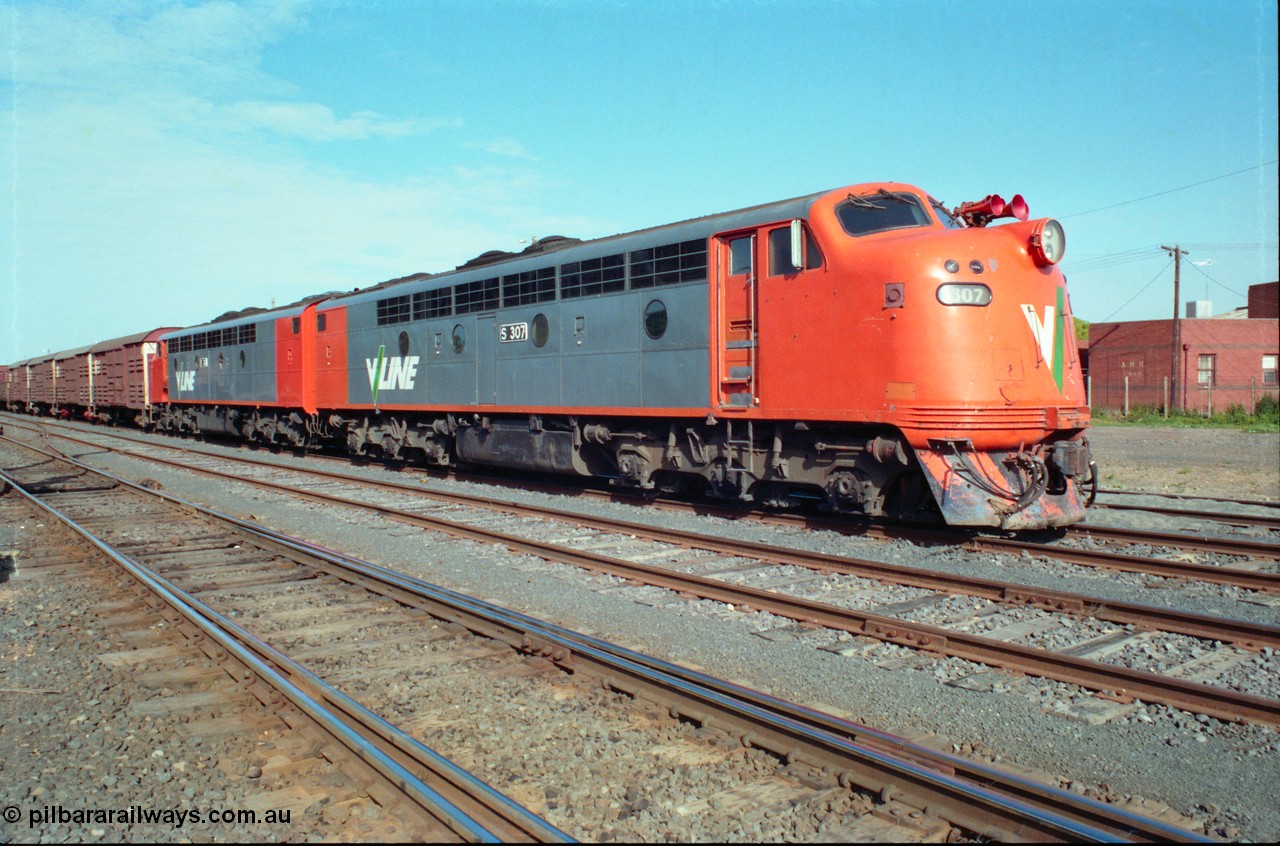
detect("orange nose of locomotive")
[904,200,1091,528]
[896,207,1084,448]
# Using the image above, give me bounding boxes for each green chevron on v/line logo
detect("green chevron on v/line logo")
[1021,287,1067,394]
[364,344,420,405]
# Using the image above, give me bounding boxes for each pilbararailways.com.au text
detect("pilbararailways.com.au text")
[13,804,292,829]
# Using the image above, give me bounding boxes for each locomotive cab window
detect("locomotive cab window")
[836,191,931,237]
[728,236,753,276]
[767,225,823,276]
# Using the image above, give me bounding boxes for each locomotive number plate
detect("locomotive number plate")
[499,322,529,343]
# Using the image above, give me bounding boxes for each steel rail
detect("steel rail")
[0,465,568,844]
[17,426,1278,648]
[9,431,1276,729]
[11,423,1279,645]
[1067,522,1279,559]
[744,514,1280,592]
[0,444,1205,843]
[1099,486,1280,510]
[11,415,1277,589]
[1090,501,1280,529]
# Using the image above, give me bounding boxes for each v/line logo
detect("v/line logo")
[1020,287,1067,394]
[175,370,196,392]
[366,345,420,405]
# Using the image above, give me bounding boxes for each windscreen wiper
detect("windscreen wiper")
[875,188,910,204]
[846,193,884,209]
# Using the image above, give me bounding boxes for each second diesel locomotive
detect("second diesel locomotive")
[8,181,1096,530]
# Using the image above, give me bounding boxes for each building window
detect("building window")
[1264,354,1278,385]
[1197,353,1216,386]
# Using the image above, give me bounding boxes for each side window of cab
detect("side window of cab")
[766,224,823,276]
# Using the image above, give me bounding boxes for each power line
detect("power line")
[1179,242,1279,252]
[1059,160,1279,220]
[1066,248,1165,273]
[1097,259,1173,322]
[1182,257,1247,300]
[1065,239,1279,273]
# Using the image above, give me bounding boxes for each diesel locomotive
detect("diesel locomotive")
[4,181,1095,530]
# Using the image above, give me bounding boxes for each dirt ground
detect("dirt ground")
[1087,425,1280,500]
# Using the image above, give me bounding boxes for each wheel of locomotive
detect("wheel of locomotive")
[650,470,689,496]
[752,481,802,510]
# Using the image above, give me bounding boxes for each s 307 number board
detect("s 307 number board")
[499,322,528,342]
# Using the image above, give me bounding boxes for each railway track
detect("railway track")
[0,466,566,842]
[1087,501,1280,531]
[7,414,1276,585]
[6,420,1278,730]
[1099,486,1280,510]
[0,432,1212,841]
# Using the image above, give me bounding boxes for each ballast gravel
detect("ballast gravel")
[1,422,1277,841]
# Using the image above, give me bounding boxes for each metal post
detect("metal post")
[1207,381,1213,418]
[1161,245,1188,411]
[1251,376,1256,416]
[1124,375,1130,417]
[1163,377,1169,419]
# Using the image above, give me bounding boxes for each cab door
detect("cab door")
[714,231,758,409]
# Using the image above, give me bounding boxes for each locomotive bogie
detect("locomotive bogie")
[428,411,926,518]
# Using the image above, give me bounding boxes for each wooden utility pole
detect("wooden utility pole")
[1161,245,1188,412]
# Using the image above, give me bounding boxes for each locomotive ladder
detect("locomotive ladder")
[717,231,759,409]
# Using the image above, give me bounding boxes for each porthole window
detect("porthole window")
[398,330,410,356]
[531,313,549,348]
[451,324,466,354]
[643,300,668,340]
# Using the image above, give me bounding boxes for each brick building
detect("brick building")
[1249,280,1279,318]
[1087,282,1278,414]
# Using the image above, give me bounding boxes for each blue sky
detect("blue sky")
[2,0,1276,361]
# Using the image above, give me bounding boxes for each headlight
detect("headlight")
[936,284,992,306]
[1030,219,1066,266]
